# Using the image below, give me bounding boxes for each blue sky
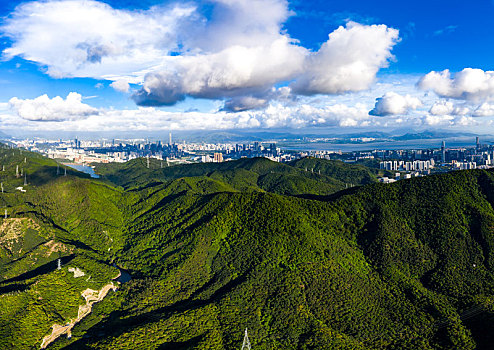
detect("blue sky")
[0,0,494,134]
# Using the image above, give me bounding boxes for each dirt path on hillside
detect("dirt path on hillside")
[40,283,117,349]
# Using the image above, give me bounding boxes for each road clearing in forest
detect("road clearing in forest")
[40,282,117,349]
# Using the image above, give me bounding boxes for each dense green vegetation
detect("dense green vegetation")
[2,146,494,349]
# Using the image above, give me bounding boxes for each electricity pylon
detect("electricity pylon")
[241,328,251,350]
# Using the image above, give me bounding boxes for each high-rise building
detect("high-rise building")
[213,153,223,163]
[441,141,446,163]
[476,136,481,152]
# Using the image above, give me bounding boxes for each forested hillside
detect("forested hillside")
[2,146,494,349]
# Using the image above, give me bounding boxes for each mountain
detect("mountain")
[94,157,366,195]
[1,146,494,349]
[393,130,477,141]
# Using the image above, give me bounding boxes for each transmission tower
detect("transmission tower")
[241,328,251,350]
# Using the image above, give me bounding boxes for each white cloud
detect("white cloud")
[418,68,494,102]
[9,92,99,121]
[454,115,477,126]
[292,22,400,95]
[2,0,400,109]
[429,100,469,116]
[110,80,130,93]
[0,97,373,130]
[473,102,494,117]
[423,114,454,126]
[133,36,307,106]
[369,92,422,116]
[2,0,196,82]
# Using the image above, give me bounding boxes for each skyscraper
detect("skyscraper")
[213,153,223,163]
[441,141,446,163]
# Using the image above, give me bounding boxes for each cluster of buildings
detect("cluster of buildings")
[380,159,435,172]
[11,135,291,165]
[9,135,494,185]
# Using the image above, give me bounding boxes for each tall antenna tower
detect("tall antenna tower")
[241,329,251,350]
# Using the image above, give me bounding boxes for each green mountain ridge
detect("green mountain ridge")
[1,147,494,349]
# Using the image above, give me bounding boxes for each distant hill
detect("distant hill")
[95,157,352,195]
[288,157,380,185]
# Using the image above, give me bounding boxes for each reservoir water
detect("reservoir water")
[64,164,100,178]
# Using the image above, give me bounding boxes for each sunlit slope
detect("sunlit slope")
[288,157,381,185]
[0,147,120,349]
[95,157,350,195]
[58,169,494,349]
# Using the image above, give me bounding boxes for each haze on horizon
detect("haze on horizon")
[0,0,494,135]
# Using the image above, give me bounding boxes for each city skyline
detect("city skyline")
[0,0,494,134]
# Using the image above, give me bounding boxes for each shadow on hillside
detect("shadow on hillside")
[0,254,75,284]
[463,310,494,349]
[28,165,90,187]
[157,335,204,349]
[295,185,362,202]
[0,282,33,294]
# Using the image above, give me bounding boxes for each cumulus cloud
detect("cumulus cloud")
[473,103,494,117]
[9,92,99,121]
[1,96,374,130]
[1,0,196,82]
[369,92,422,116]
[110,80,130,93]
[429,100,470,116]
[223,96,269,112]
[291,22,400,95]
[423,114,454,126]
[2,0,400,109]
[418,68,494,102]
[222,87,295,112]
